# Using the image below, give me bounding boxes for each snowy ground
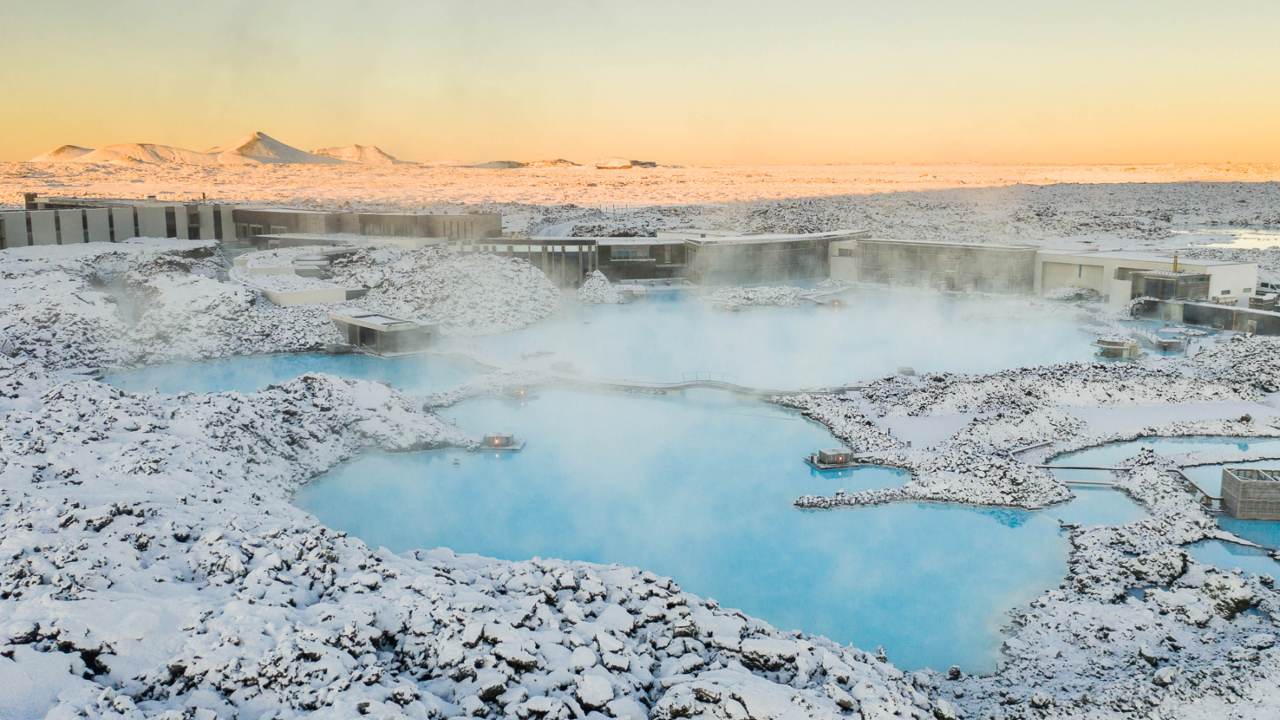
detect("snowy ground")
[4,163,1278,245]
[2,168,1280,717]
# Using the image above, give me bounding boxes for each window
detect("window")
[838,248,854,257]
[1243,288,1253,294]
[1221,289,1232,295]
[612,246,650,260]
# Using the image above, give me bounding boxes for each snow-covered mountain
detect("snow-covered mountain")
[30,131,344,165]
[77,143,219,165]
[208,131,340,165]
[29,144,93,162]
[311,143,405,165]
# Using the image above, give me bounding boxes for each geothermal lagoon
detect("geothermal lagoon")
[107,291,1100,395]
[102,296,1278,673]
[298,388,1076,672]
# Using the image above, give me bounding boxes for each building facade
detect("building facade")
[829,238,1039,293]
[2,194,236,247]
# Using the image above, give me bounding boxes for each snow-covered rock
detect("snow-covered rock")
[330,245,559,335]
[577,270,624,304]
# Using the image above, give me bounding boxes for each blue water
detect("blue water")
[437,293,1097,389]
[104,352,480,396]
[102,292,1096,395]
[1049,436,1280,468]
[1188,540,1280,578]
[295,388,1136,672]
[1181,460,1280,549]
[1051,438,1280,550]
[1044,472,1148,527]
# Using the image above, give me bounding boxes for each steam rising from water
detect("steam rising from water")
[441,288,1097,389]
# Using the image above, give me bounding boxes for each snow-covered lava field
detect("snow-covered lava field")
[3,164,1280,719]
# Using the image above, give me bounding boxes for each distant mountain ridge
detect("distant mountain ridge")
[29,145,93,162]
[29,132,399,166]
[27,134,660,168]
[311,144,404,165]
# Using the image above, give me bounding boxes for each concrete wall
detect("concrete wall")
[424,214,502,240]
[1,211,28,248]
[29,210,57,245]
[198,205,216,241]
[832,239,1037,293]
[85,209,111,242]
[4,200,227,245]
[262,287,351,306]
[233,209,333,238]
[110,207,136,241]
[687,239,832,285]
[136,206,167,238]
[220,206,236,242]
[57,209,85,244]
[1036,251,1257,309]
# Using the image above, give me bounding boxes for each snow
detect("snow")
[208,131,341,165]
[3,169,1280,717]
[328,245,559,335]
[310,144,404,165]
[577,270,624,304]
[28,145,92,163]
[73,143,220,166]
[703,285,805,310]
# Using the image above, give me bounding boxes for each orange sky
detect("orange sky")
[2,0,1278,164]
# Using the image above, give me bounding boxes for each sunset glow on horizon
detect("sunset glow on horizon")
[3,0,1278,164]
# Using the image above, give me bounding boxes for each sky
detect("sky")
[1,0,1278,164]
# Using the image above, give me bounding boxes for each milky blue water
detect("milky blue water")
[104,352,481,396]
[1188,540,1280,578]
[1044,471,1148,527]
[436,292,1097,389]
[1051,438,1280,550]
[1049,436,1280,468]
[1180,460,1280,550]
[293,388,1150,672]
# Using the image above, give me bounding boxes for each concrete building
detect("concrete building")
[474,237,601,287]
[512,229,863,287]
[829,239,1258,310]
[829,238,1038,293]
[1146,300,1280,335]
[1221,468,1280,520]
[232,206,501,245]
[6,194,236,246]
[330,310,435,355]
[684,230,863,284]
[1035,250,1256,310]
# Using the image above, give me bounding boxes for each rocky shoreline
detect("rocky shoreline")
[2,241,1278,717]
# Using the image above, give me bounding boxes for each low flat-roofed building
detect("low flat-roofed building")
[233,206,502,244]
[330,310,436,355]
[830,237,1038,293]
[683,229,866,284]
[596,236,686,280]
[1036,250,1256,309]
[12,194,235,244]
[1222,467,1280,520]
